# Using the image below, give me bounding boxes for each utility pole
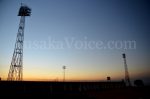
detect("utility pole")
[7,4,31,81]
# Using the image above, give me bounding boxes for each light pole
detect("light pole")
[63,66,66,82]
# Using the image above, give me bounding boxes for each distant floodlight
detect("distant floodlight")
[63,66,66,82]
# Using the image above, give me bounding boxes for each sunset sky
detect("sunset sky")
[0,0,149,84]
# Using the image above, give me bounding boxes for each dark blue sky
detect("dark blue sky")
[0,0,150,83]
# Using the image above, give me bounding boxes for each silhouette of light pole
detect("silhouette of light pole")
[63,66,66,82]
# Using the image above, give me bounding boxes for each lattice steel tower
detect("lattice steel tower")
[7,4,31,81]
[122,53,131,86]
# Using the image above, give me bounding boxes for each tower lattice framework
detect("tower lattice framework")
[7,4,31,81]
[122,53,131,86]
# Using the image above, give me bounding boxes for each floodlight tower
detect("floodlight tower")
[63,66,66,82]
[7,4,31,81]
[122,53,131,86]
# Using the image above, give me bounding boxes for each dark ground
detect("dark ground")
[0,81,149,99]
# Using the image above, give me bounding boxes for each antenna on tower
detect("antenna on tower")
[7,4,31,81]
[122,53,131,86]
